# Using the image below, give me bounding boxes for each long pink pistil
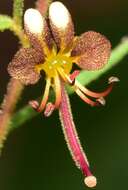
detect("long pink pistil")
[59,82,97,188]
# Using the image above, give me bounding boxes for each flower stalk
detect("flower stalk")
[0,78,24,150]
[36,0,53,16]
[59,82,97,188]
[0,0,29,151]
[13,0,24,26]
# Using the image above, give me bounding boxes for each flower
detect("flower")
[7,1,118,188]
[8,1,117,114]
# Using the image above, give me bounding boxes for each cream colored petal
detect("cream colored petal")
[24,8,44,35]
[49,1,74,51]
[24,9,53,55]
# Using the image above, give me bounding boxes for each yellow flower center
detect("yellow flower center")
[35,49,73,78]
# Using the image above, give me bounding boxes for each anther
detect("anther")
[70,70,80,85]
[96,97,106,106]
[29,100,39,110]
[108,76,120,84]
[71,78,75,86]
[44,102,55,117]
[84,176,97,188]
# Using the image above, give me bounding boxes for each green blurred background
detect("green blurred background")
[0,0,128,189]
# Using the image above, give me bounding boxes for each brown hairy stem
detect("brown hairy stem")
[0,78,24,150]
[36,0,52,16]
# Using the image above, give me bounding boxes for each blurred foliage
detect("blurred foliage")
[13,0,24,26]
[0,15,13,31]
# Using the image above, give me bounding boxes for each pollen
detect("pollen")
[84,176,97,188]
[35,50,73,78]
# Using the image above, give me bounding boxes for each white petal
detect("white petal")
[49,2,70,29]
[24,8,44,35]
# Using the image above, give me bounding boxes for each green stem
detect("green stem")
[11,38,128,130]
[12,0,28,46]
[13,0,24,26]
[0,0,30,151]
[0,25,28,150]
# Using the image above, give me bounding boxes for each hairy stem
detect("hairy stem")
[12,0,29,46]
[0,78,24,149]
[36,0,53,16]
[13,0,24,26]
[59,82,96,187]
[0,0,31,150]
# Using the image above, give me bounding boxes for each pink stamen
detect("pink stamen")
[59,82,96,187]
[57,68,72,83]
[58,68,117,107]
[69,70,80,84]
[75,80,114,98]
[75,88,99,106]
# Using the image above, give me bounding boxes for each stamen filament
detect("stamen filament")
[75,88,98,107]
[59,82,97,187]
[69,70,80,83]
[75,80,114,98]
[54,72,62,108]
[37,77,51,112]
[58,68,107,106]
[57,67,72,83]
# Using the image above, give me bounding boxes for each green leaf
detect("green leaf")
[11,106,38,130]
[13,0,24,26]
[0,15,13,31]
